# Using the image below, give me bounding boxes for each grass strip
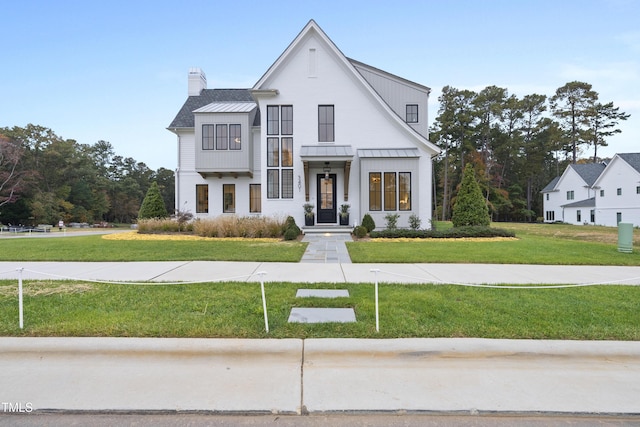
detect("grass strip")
[1,280,638,340]
[0,235,307,262]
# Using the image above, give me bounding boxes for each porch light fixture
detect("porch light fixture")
[323,162,331,179]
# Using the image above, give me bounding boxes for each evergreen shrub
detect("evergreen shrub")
[361,214,376,233]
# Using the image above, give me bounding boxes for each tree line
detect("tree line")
[430,81,630,222]
[0,124,174,226]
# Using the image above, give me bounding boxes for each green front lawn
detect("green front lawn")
[0,235,307,262]
[1,280,638,340]
[348,222,640,265]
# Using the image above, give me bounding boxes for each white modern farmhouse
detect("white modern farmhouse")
[541,153,640,227]
[168,20,440,228]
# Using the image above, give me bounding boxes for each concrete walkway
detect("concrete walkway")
[1,261,640,285]
[300,229,352,263]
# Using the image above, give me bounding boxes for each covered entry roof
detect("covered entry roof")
[358,148,420,158]
[300,145,354,161]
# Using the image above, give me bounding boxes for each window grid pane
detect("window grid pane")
[281,138,293,167]
[267,170,279,199]
[369,173,381,211]
[384,172,397,211]
[267,138,279,167]
[281,170,294,199]
[267,106,279,135]
[399,172,411,211]
[250,184,261,213]
[281,106,293,135]
[229,124,241,150]
[196,184,208,213]
[202,125,214,150]
[223,184,235,213]
[216,124,228,150]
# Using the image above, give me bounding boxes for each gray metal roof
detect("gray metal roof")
[561,197,595,208]
[168,89,255,128]
[300,145,354,158]
[618,153,640,173]
[193,102,257,113]
[570,163,606,186]
[541,176,560,193]
[358,148,420,158]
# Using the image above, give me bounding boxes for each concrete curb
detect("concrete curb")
[2,338,640,414]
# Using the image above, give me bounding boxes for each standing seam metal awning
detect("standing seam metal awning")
[300,145,354,159]
[357,148,420,158]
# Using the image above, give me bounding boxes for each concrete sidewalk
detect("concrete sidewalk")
[1,337,639,414]
[2,261,640,415]
[1,261,640,285]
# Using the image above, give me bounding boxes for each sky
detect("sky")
[2,0,639,170]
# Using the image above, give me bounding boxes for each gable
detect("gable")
[593,153,640,188]
[252,20,440,156]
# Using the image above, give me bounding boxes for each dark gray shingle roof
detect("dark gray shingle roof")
[570,163,606,186]
[168,89,255,128]
[541,176,560,193]
[618,153,640,173]
[561,197,595,208]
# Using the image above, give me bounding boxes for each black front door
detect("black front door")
[317,174,336,223]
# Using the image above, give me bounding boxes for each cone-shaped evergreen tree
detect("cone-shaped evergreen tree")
[451,164,490,227]
[138,182,169,219]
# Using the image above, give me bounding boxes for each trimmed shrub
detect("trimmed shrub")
[138,182,169,219]
[283,216,301,240]
[362,214,376,233]
[283,227,299,241]
[451,164,490,227]
[353,225,368,238]
[370,226,515,239]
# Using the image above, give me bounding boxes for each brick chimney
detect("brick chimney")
[188,68,207,96]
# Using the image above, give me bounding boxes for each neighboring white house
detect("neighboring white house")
[592,153,640,227]
[541,153,640,227]
[168,20,440,228]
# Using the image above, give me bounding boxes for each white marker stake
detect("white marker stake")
[371,268,380,332]
[258,272,269,333]
[18,268,24,329]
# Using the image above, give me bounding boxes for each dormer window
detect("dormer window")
[406,104,418,123]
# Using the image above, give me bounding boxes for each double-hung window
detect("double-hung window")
[566,190,574,200]
[318,105,334,142]
[406,104,418,123]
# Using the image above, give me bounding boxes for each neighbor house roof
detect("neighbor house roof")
[562,197,596,208]
[168,89,254,128]
[570,163,606,186]
[618,153,640,173]
[541,176,560,193]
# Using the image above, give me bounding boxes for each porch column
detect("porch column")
[343,160,351,202]
[303,161,310,201]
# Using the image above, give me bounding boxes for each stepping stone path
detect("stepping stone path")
[288,288,356,324]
